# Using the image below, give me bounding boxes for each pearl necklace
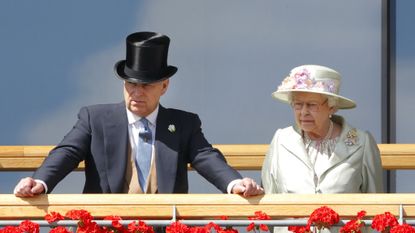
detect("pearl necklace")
[303,121,337,188]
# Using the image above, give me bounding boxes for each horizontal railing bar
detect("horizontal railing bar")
[3,194,415,219]
[1,144,415,170]
[3,193,415,205]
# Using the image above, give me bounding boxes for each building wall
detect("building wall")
[395,0,415,192]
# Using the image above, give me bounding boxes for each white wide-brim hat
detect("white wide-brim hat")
[272,64,356,109]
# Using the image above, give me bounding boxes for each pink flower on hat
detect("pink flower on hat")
[278,68,337,94]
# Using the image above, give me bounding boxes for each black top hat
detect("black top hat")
[114,31,178,84]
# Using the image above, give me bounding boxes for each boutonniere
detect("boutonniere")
[168,124,176,133]
[345,128,358,146]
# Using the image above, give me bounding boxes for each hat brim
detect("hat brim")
[272,89,356,109]
[114,60,178,84]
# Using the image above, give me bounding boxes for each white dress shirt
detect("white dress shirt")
[126,105,158,165]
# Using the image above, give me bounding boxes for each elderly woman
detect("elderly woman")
[261,65,383,231]
[262,64,383,194]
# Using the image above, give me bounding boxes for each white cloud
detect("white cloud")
[22,44,124,144]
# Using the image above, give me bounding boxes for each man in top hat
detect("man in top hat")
[14,31,264,196]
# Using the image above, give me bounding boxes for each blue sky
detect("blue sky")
[0,1,140,144]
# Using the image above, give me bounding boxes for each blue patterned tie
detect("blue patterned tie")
[136,118,153,191]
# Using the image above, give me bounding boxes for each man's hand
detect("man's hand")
[14,177,45,197]
[231,177,264,197]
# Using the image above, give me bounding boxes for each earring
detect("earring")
[329,114,332,119]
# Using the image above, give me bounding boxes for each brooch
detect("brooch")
[168,124,176,133]
[345,128,358,146]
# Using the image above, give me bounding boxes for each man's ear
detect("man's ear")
[161,79,170,94]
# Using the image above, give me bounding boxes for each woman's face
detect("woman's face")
[291,92,336,138]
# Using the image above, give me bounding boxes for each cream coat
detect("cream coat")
[261,116,383,233]
[261,115,383,194]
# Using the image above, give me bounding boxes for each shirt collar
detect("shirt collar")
[126,105,159,127]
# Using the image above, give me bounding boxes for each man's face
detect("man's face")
[123,79,169,117]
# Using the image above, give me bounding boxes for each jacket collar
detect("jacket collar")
[327,115,362,172]
[104,102,129,193]
[154,105,180,193]
[280,128,312,169]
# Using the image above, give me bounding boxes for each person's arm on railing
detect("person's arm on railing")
[13,177,46,197]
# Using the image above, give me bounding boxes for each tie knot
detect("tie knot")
[140,118,150,127]
[139,118,152,143]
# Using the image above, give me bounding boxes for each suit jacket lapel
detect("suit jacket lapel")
[321,119,362,176]
[280,126,313,170]
[104,102,129,193]
[155,105,180,193]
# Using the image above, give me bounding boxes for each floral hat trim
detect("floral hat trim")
[278,68,338,94]
[272,65,356,109]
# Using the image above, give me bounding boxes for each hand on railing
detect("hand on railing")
[13,177,45,197]
[231,177,264,197]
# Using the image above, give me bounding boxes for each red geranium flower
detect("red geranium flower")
[49,226,72,233]
[103,215,123,229]
[45,212,65,224]
[287,226,311,233]
[19,220,39,233]
[0,226,21,233]
[246,211,271,232]
[371,212,399,232]
[214,215,239,233]
[127,220,154,233]
[205,222,222,232]
[188,226,209,233]
[65,209,93,226]
[166,221,189,233]
[246,223,255,232]
[390,224,415,233]
[340,210,366,233]
[307,206,339,230]
[77,221,103,233]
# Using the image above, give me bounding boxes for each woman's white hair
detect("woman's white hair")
[288,92,338,109]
